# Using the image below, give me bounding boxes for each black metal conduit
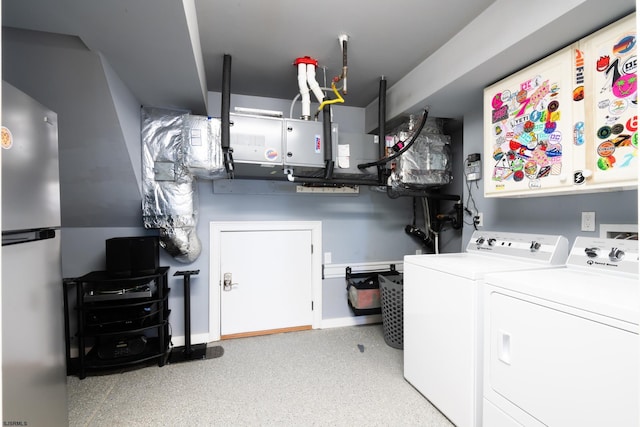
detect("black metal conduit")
[377,77,387,185]
[358,108,429,170]
[221,54,234,177]
[323,105,334,180]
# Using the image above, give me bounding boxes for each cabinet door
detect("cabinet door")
[580,13,637,189]
[484,46,577,197]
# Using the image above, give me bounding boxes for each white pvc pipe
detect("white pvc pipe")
[306,64,325,104]
[297,63,311,118]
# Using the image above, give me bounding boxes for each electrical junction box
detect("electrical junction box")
[465,153,482,181]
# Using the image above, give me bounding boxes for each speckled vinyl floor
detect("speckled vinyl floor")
[67,324,454,426]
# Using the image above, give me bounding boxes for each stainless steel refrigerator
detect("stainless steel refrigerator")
[1,81,68,426]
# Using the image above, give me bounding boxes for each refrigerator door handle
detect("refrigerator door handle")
[2,228,57,246]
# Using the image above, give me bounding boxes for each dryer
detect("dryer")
[404,231,569,427]
[482,236,639,427]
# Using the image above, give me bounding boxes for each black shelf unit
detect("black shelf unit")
[68,267,171,379]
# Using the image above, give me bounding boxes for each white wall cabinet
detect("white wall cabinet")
[484,13,637,197]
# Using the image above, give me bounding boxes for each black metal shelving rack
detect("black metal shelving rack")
[67,267,171,379]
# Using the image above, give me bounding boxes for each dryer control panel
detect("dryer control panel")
[568,236,639,275]
[466,231,569,264]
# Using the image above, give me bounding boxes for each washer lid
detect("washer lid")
[404,253,562,280]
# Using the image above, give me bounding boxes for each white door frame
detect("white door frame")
[209,221,322,342]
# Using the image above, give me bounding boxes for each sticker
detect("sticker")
[537,165,551,178]
[547,100,559,112]
[597,155,616,170]
[613,35,636,56]
[612,73,637,98]
[611,123,624,135]
[609,98,628,115]
[573,85,584,101]
[597,126,612,139]
[574,171,587,185]
[1,127,12,149]
[610,134,631,147]
[529,179,542,189]
[597,141,616,157]
[265,148,279,161]
[574,121,585,145]
[315,135,321,153]
[626,116,638,132]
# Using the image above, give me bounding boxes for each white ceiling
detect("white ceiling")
[3,0,636,120]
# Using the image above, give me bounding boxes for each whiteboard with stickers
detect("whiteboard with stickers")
[484,13,637,197]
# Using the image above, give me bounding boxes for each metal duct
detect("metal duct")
[141,107,224,263]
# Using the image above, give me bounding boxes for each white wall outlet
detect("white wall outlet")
[474,212,483,227]
[581,211,596,231]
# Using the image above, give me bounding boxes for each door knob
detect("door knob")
[223,272,238,291]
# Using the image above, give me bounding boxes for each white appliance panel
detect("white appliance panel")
[404,263,478,427]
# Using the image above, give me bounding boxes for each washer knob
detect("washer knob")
[476,237,485,245]
[609,247,625,262]
[530,241,541,252]
[487,238,496,246]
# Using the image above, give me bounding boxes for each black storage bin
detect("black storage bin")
[346,266,398,316]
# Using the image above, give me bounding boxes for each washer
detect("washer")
[404,231,569,427]
[482,236,639,427]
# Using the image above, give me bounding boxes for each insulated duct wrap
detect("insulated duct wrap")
[141,107,225,263]
[391,116,452,190]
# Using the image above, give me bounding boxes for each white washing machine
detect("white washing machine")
[482,236,639,427]
[404,231,569,427]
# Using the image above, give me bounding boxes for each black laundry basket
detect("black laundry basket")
[378,273,404,349]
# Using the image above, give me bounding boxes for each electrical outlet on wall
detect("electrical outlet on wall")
[474,213,483,227]
[581,211,596,231]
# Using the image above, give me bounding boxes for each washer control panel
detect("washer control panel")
[466,231,569,264]
[569,236,638,275]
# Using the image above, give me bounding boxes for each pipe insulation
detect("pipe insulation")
[222,54,233,176]
[323,106,334,180]
[141,107,224,263]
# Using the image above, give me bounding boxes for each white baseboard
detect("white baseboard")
[319,314,382,329]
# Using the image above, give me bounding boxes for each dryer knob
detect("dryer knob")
[608,247,625,262]
[487,238,496,246]
[476,237,485,245]
[530,241,541,252]
[585,247,599,258]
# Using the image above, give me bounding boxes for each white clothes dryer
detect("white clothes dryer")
[482,236,639,427]
[404,231,569,427]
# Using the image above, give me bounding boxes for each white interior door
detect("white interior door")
[210,221,322,341]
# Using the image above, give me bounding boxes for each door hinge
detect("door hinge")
[311,244,313,254]
[311,301,314,310]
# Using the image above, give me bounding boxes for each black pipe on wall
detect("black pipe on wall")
[221,54,233,176]
[323,105,334,180]
[377,77,387,185]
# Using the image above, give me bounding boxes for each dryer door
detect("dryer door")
[484,290,638,427]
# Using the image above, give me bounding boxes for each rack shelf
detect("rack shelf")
[66,267,171,379]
